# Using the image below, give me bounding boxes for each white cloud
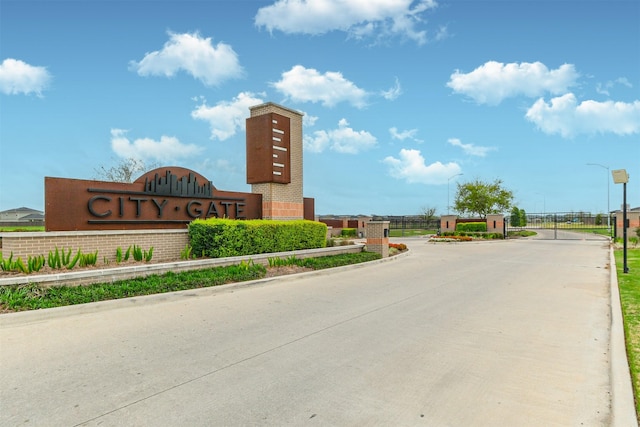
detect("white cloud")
[447,61,579,105]
[272,65,368,108]
[0,58,52,96]
[255,0,438,45]
[191,92,265,140]
[129,31,244,87]
[381,77,402,100]
[303,114,319,127]
[110,129,204,162]
[447,138,496,157]
[389,127,422,143]
[384,148,461,184]
[525,93,640,138]
[596,77,633,96]
[304,118,377,154]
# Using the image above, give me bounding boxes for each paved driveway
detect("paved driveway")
[0,237,627,426]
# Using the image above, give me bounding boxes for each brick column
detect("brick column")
[440,215,457,233]
[366,221,389,258]
[616,210,640,240]
[486,214,504,234]
[248,102,304,220]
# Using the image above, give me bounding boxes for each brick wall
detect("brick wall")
[0,229,189,264]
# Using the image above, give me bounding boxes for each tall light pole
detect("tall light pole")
[447,173,463,215]
[587,163,610,236]
[612,169,629,274]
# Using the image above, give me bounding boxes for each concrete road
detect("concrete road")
[0,237,628,426]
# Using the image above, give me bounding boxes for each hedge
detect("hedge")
[456,222,487,232]
[340,228,357,237]
[188,218,327,258]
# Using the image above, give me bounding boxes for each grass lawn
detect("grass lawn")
[615,248,640,419]
[389,228,437,237]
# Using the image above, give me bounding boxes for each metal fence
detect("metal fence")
[506,212,611,240]
[374,216,440,233]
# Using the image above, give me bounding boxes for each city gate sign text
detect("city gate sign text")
[45,167,262,231]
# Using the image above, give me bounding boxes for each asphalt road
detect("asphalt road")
[0,236,627,426]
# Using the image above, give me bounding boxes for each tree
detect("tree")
[519,208,527,227]
[595,213,603,226]
[510,206,521,227]
[420,206,437,222]
[453,178,514,218]
[93,157,158,183]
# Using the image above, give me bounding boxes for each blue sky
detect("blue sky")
[1,0,639,217]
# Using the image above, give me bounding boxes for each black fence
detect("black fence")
[374,216,440,233]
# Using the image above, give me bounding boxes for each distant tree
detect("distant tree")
[93,157,158,183]
[519,208,527,227]
[510,206,521,227]
[420,206,437,222]
[595,213,603,226]
[453,178,514,218]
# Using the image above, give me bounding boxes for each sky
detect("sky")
[1,0,639,217]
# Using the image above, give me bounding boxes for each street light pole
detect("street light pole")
[447,173,463,215]
[587,163,610,236]
[612,169,629,274]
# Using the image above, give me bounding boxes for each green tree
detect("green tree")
[595,213,603,226]
[510,206,521,227]
[454,178,514,218]
[519,208,527,227]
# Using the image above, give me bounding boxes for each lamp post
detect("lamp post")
[587,163,611,236]
[612,169,629,274]
[447,173,463,215]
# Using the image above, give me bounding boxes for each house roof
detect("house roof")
[0,207,44,215]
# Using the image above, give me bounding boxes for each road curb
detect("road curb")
[609,246,638,426]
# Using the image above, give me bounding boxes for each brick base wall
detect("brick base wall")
[0,230,189,264]
[262,201,305,220]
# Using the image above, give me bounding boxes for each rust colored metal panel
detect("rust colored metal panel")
[246,113,291,184]
[45,168,262,231]
[304,197,315,221]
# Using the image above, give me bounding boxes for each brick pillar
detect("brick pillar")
[440,215,457,233]
[366,221,389,258]
[486,214,504,234]
[616,210,640,240]
[248,102,304,220]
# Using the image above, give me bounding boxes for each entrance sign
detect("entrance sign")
[45,167,262,231]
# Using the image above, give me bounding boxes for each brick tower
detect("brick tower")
[246,102,304,220]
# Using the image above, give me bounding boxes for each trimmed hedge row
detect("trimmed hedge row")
[456,222,487,232]
[340,228,357,237]
[188,218,327,258]
[441,231,504,239]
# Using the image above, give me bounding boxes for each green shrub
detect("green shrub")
[188,218,327,258]
[340,228,357,237]
[456,222,487,232]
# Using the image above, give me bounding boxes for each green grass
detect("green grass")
[567,227,611,236]
[615,248,640,419]
[0,251,381,312]
[507,230,537,237]
[0,226,45,232]
[389,228,437,237]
